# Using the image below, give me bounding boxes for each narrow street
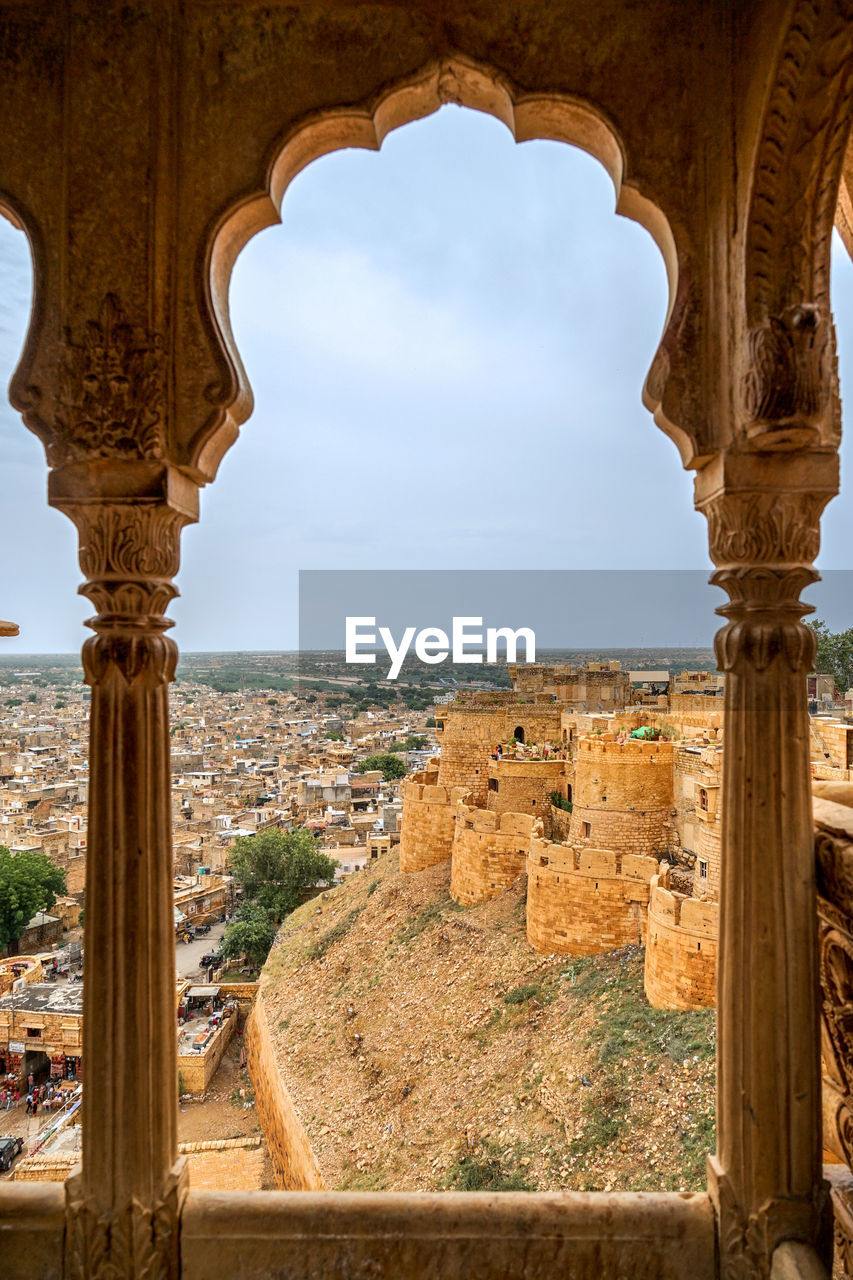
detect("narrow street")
[175,921,228,980]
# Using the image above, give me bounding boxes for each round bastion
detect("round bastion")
[644,869,718,1009]
[450,801,538,906]
[525,835,657,955]
[569,735,676,858]
[399,764,470,873]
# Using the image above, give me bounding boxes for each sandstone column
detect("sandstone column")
[698,454,837,1278]
[52,466,197,1280]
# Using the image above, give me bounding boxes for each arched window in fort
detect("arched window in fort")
[513,726,525,743]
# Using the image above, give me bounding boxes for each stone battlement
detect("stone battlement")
[401,779,461,805]
[643,873,718,1010]
[576,735,675,761]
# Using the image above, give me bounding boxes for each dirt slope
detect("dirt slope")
[259,848,715,1192]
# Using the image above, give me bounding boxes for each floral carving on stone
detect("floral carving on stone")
[55,293,165,463]
[65,1163,183,1280]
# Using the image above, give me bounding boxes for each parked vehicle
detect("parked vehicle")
[200,952,222,968]
[0,1136,23,1172]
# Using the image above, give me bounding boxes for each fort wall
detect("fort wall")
[526,836,656,955]
[693,819,721,898]
[450,804,536,905]
[550,803,572,843]
[245,993,324,1190]
[643,874,718,1010]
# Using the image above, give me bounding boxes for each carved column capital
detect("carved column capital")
[49,463,198,687]
[69,501,188,687]
[695,455,838,675]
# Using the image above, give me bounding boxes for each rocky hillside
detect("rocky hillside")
[258,848,715,1192]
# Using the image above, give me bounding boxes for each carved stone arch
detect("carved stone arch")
[837,137,853,257]
[195,53,684,483]
[0,188,46,450]
[742,0,853,451]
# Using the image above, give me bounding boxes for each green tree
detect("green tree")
[0,848,66,952]
[228,827,338,921]
[808,619,853,695]
[324,730,344,742]
[355,753,407,780]
[221,901,277,969]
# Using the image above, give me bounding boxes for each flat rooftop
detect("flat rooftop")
[0,983,84,1015]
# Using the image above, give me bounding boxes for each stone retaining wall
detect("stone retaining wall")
[245,992,324,1190]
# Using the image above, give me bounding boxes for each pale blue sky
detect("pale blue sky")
[0,105,851,652]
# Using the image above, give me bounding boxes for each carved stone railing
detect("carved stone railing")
[814,789,853,1277]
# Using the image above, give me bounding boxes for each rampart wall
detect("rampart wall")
[245,992,324,1190]
[450,804,536,905]
[569,736,676,856]
[669,693,725,729]
[643,873,718,1010]
[526,836,656,955]
[398,771,469,873]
